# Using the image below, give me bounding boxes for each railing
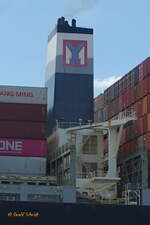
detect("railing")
[112,109,136,121]
[56,121,92,129]
[49,144,70,161]
[77,171,107,178]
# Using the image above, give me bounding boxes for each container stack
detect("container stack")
[0,85,47,176]
[95,57,150,157]
[94,94,104,123]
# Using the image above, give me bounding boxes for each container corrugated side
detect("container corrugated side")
[0,156,46,175]
[94,94,104,109]
[147,94,150,112]
[0,138,47,157]
[0,103,47,121]
[0,85,47,104]
[142,96,148,115]
[0,121,47,139]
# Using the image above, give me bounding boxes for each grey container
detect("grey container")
[0,156,46,176]
[0,85,47,105]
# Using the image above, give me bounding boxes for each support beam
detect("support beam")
[107,125,123,178]
[97,132,104,176]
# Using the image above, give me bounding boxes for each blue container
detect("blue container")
[98,109,104,122]
[133,66,139,85]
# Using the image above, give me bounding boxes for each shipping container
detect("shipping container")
[147,76,150,94]
[98,109,105,122]
[118,95,123,112]
[94,111,98,123]
[110,85,115,102]
[142,96,148,116]
[139,63,144,81]
[104,90,108,105]
[137,100,142,117]
[136,82,142,100]
[0,103,47,122]
[132,66,139,85]
[130,88,135,105]
[0,85,47,104]
[104,105,108,121]
[114,98,119,115]
[130,122,135,140]
[123,75,127,92]
[147,113,150,131]
[94,94,104,111]
[107,87,111,104]
[114,81,119,98]
[0,121,46,139]
[142,78,148,96]
[134,102,138,118]
[123,92,128,108]
[143,57,150,77]
[119,78,123,95]
[143,115,148,133]
[0,138,47,157]
[0,156,46,175]
[133,85,138,102]
[145,132,150,150]
[147,94,150,112]
[126,72,132,89]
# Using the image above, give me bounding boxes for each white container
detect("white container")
[0,156,46,176]
[0,85,47,105]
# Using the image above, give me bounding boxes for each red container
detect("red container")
[147,94,150,112]
[126,91,130,107]
[136,82,142,100]
[139,63,144,81]
[147,76,150,94]
[137,100,142,117]
[147,113,150,131]
[142,96,148,115]
[118,95,123,112]
[94,94,104,111]
[133,85,138,102]
[0,103,47,122]
[129,88,134,105]
[0,138,47,157]
[145,132,150,150]
[142,77,148,96]
[120,128,126,145]
[143,57,150,77]
[134,102,138,118]
[0,121,46,139]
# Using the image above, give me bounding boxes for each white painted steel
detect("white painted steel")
[0,85,47,104]
[0,156,46,175]
[47,33,57,64]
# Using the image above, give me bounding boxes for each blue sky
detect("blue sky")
[0,0,150,96]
